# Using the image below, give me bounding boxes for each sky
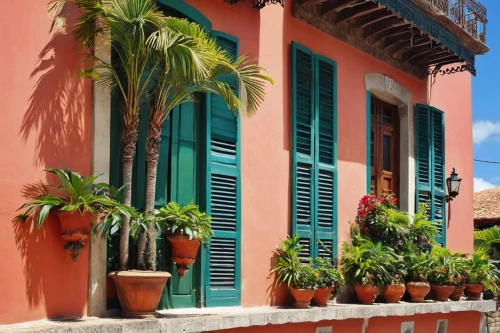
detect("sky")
[472,0,500,192]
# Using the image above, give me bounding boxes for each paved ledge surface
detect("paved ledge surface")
[0,300,495,333]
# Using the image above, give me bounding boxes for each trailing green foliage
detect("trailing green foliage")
[340,238,405,289]
[157,202,213,243]
[16,166,130,228]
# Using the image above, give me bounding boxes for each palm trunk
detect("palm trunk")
[119,124,138,271]
[138,113,163,271]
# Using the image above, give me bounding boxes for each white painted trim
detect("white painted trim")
[365,73,415,214]
[88,35,111,317]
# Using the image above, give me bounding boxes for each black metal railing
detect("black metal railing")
[426,0,487,43]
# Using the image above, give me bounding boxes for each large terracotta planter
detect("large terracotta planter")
[167,233,201,278]
[313,286,334,307]
[430,285,454,302]
[109,270,171,318]
[354,283,379,305]
[58,210,93,261]
[450,284,466,301]
[290,288,315,308]
[382,284,405,303]
[464,283,484,301]
[405,282,430,303]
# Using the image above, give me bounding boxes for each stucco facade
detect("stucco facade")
[0,0,480,331]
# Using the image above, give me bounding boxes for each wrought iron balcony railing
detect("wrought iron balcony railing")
[426,0,487,43]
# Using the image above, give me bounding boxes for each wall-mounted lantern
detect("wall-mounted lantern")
[224,0,285,9]
[445,168,462,202]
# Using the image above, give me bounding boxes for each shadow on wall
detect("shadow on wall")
[12,2,91,321]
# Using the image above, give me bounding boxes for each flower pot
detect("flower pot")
[464,284,484,301]
[450,284,466,301]
[353,283,379,305]
[405,282,430,303]
[382,284,405,303]
[313,286,334,307]
[290,288,315,308]
[167,234,201,279]
[109,270,171,318]
[430,285,455,302]
[58,210,93,261]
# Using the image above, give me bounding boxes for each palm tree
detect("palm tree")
[474,227,500,259]
[137,19,274,270]
[49,0,165,270]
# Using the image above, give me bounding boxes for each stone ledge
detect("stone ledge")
[0,300,495,333]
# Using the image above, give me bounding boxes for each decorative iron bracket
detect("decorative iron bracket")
[224,0,285,9]
[428,62,476,77]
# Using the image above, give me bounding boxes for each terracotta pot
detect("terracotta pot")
[353,283,379,305]
[405,282,430,303]
[58,210,94,261]
[464,283,484,301]
[109,270,171,318]
[450,284,466,301]
[382,284,405,303]
[167,234,201,278]
[313,286,334,307]
[430,285,455,302]
[290,288,315,308]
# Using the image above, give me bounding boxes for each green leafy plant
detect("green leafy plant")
[464,251,500,292]
[474,227,500,259]
[403,251,430,282]
[294,264,317,290]
[408,212,438,251]
[157,202,213,243]
[314,257,345,297]
[271,234,303,287]
[16,167,130,228]
[340,238,404,289]
[425,247,465,285]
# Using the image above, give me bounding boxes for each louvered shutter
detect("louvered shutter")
[314,56,338,262]
[205,32,241,307]
[292,42,315,262]
[415,104,446,246]
[292,43,338,262]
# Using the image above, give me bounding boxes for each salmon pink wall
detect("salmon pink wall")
[428,71,474,254]
[208,312,481,333]
[183,0,435,308]
[0,0,92,324]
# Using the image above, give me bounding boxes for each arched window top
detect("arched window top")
[157,0,212,31]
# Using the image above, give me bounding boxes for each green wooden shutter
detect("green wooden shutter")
[205,31,241,307]
[314,56,338,262]
[415,104,446,246]
[292,43,338,262]
[292,42,315,262]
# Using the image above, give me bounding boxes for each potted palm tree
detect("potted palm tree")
[341,239,402,305]
[157,202,212,278]
[312,257,344,306]
[463,251,500,300]
[16,167,129,261]
[49,0,272,317]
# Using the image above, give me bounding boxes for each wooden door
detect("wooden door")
[370,97,399,197]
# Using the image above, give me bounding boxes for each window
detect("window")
[370,97,399,197]
[291,42,338,262]
[415,104,446,246]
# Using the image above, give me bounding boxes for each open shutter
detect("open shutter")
[431,108,446,245]
[205,32,241,307]
[314,56,338,262]
[292,42,315,262]
[415,104,446,246]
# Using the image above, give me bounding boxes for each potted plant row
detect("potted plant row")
[272,235,344,308]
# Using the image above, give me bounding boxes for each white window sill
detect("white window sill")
[2,300,495,333]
